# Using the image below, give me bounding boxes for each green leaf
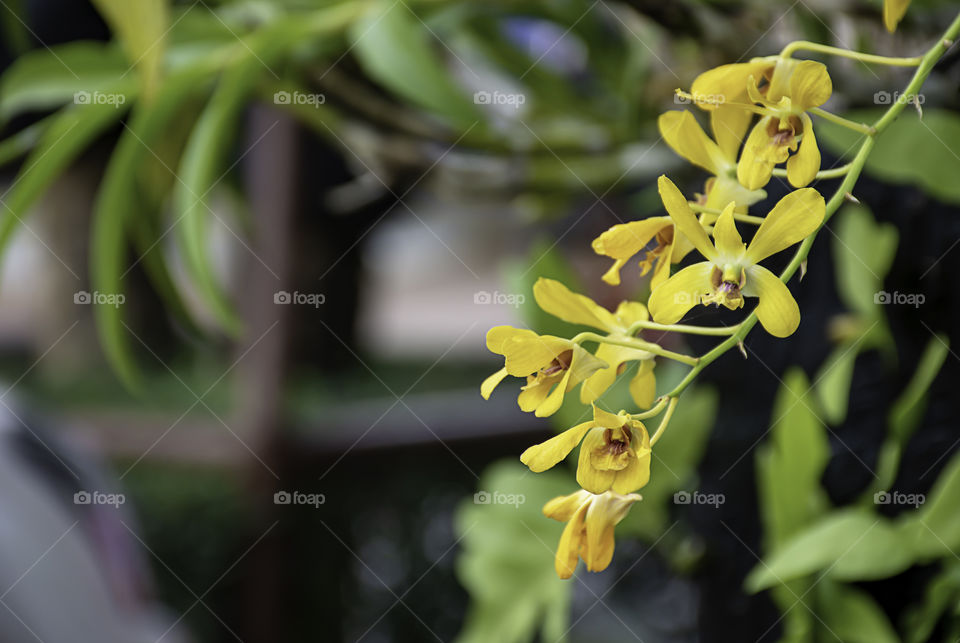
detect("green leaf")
[455,460,571,643]
[91,66,213,389]
[91,0,170,96]
[818,109,960,205]
[0,102,129,258]
[872,334,949,492]
[623,385,717,543]
[0,41,132,123]
[818,580,900,643]
[746,510,913,592]
[903,449,960,559]
[815,344,858,426]
[831,203,898,319]
[757,369,831,548]
[349,1,480,127]
[903,562,960,643]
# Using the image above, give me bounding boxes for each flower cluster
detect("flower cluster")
[481,4,918,579]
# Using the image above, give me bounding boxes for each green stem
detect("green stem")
[666,13,960,399]
[630,396,669,420]
[780,40,923,67]
[688,203,765,225]
[772,162,852,180]
[572,332,699,366]
[650,397,679,446]
[627,319,741,337]
[809,107,876,136]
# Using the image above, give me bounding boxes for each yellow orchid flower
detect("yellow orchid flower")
[521,404,652,494]
[543,489,642,579]
[532,278,657,408]
[738,60,832,189]
[592,215,691,289]
[884,0,911,32]
[481,326,606,417]
[648,176,824,337]
[689,56,833,190]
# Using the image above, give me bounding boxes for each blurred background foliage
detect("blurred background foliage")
[1,0,960,641]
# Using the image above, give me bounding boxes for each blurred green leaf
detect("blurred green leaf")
[746,510,913,592]
[0,102,129,257]
[455,460,571,643]
[91,0,169,96]
[903,562,960,643]
[902,448,960,559]
[831,203,898,319]
[623,384,717,543]
[757,368,831,548]
[349,1,480,127]
[91,66,213,389]
[819,109,960,205]
[818,580,900,643]
[815,345,859,426]
[0,41,131,123]
[872,334,949,493]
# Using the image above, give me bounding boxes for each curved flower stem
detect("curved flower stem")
[650,397,679,446]
[780,40,923,67]
[571,332,700,366]
[630,396,669,420]
[809,107,876,135]
[627,319,741,336]
[773,162,852,180]
[666,12,960,400]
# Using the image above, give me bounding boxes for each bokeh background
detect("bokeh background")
[0,0,959,641]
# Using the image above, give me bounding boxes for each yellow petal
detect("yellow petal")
[737,116,777,191]
[536,366,573,418]
[745,264,801,337]
[788,60,832,110]
[480,367,508,399]
[786,112,820,188]
[745,188,825,264]
[648,261,714,324]
[614,300,649,327]
[690,59,776,109]
[521,421,594,472]
[577,429,617,493]
[658,176,716,261]
[712,202,745,258]
[711,106,753,163]
[658,110,728,175]
[518,378,552,413]
[629,360,656,409]
[592,217,671,260]
[579,343,650,404]
[553,501,589,579]
[883,0,911,32]
[592,403,627,429]
[543,489,592,522]
[489,326,573,376]
[533,278,620,332]
[583,492,641,572]
[601,258,627,286]
[609,438,651,494]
